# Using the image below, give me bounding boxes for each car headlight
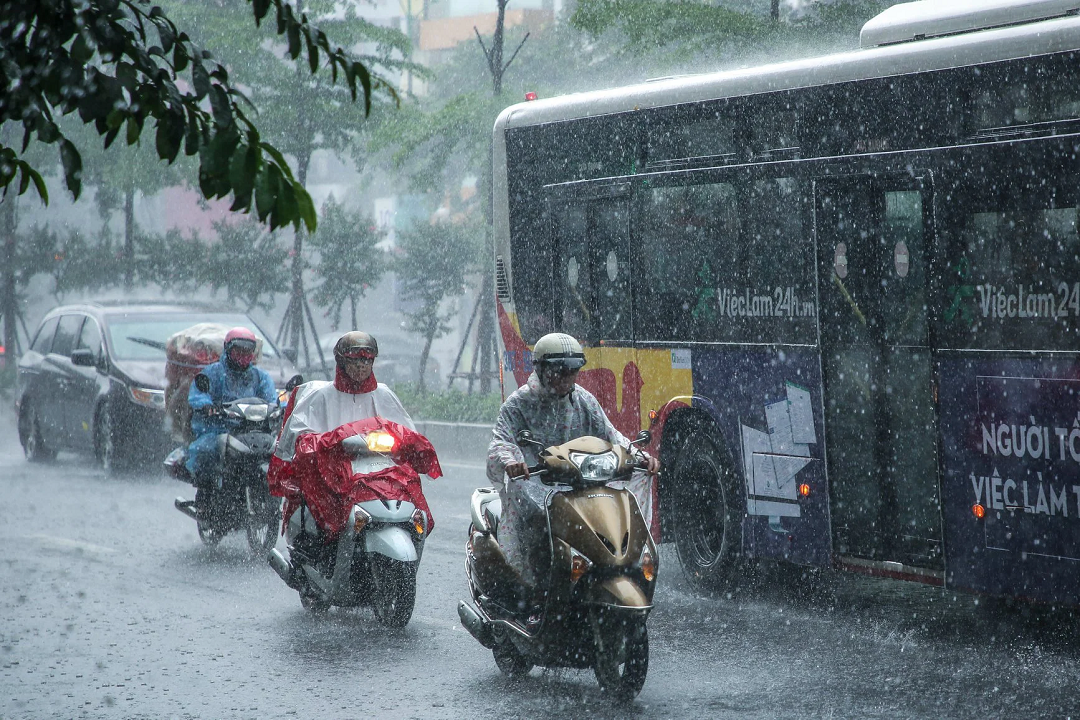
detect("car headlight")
[128,386,165,409]
[569,451,618,481]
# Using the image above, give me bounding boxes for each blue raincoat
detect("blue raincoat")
[185,358,277,480]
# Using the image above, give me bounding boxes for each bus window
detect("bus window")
[937,171,1080,351]
[634,174,814,344]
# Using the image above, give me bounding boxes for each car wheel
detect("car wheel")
[20,404,57,463]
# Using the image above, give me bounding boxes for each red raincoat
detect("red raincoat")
[268,416,442,539]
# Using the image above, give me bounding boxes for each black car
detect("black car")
[14,301,299,473]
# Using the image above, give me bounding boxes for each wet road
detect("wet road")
[3,406,1080,719]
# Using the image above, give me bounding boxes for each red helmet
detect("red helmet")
[224,327,258,370]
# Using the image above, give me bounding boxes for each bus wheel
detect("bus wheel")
[672,427,742,592]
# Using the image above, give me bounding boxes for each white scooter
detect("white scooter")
[268,426,431,627]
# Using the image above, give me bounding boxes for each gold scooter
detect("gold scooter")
[458,430,657,700]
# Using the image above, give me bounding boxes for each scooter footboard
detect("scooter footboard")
[366,525,419,562]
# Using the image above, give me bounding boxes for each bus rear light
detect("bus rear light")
[972,503,986,519]
[798,483,811,497]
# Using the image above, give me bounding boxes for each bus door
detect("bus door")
[549,183,643,439]
[814,174,943,571]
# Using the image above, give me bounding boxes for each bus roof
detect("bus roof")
[495,1,1080,132]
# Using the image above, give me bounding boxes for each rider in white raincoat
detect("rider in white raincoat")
[274,332,414,466]
[486,333,659,588]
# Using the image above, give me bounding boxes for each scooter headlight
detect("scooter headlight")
[236,403,268,422]
[569,451,619,481]
[639,544,656,583]
[569,547,593,584]
[365,431,396,453]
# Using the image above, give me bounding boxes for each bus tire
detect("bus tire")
[671,425,743,592]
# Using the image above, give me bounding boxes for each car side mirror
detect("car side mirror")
[281,347,298,364]
[70,349,96,367]
[285,374,303,392]
[194,373,211,394]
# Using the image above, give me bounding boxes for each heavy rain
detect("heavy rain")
[4,0,1080,717]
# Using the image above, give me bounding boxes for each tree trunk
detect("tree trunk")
[123,185,135,290]
[770,0,780,22]
[418,323,435,393]
[289,147,312,354]
[1,194,16,367]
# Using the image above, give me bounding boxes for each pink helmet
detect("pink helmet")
[223,327,258,370]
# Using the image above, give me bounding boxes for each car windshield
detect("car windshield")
[105,313,278,361]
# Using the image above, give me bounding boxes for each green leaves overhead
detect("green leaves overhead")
[0,0,397,232]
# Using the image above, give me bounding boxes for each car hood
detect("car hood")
[111,359,168,389]
[111,357,299,390]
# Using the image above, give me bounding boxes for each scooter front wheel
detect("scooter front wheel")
[244,486,281,556]
[370,556,417,627]
[592,613,649,701]
[492,632,532,678]
[195,488,225,546]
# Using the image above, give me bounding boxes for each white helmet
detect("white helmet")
[532,333,586,371]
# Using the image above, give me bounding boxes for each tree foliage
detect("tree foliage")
[308,197,386,330]
[0,0,399,231]
[204,219,289,312]
[395,220,478,391]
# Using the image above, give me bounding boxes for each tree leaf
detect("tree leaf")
[209,84,232,128]
[59,139,82,199]
[254,164,278,222]
[294,182,317,232]
[192,58,210,100]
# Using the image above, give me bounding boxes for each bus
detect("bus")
[490,0,1080,605]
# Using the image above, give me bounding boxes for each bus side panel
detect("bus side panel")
[939,355,1080,604]
[693,346,830,568]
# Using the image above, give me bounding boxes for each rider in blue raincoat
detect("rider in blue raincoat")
[185,327,277,485]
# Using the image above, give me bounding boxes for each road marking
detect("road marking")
[27,534,116,555]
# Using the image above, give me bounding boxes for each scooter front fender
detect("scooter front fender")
[589,576,652,610]
[365,525,419,562]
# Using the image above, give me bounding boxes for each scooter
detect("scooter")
[267,418,438,627]
[458,429,657,700]
[166,373,297,554]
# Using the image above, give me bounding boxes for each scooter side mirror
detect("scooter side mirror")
[193,373,211,394]
[632,430,652,447]
[285,374,304,392]
[516,429,542,449]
